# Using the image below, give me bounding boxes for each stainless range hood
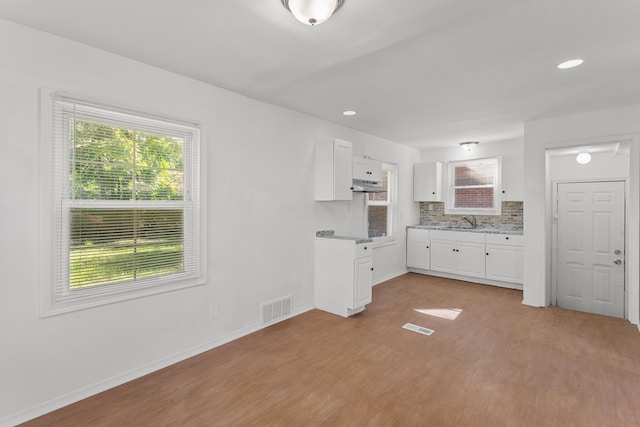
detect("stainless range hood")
[351,179,385,193]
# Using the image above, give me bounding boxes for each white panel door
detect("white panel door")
[556,181,625,318]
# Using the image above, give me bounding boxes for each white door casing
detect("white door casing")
[555,181,625,318]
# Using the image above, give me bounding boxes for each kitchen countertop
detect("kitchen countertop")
[408,222,523,235]
[315,230,373,244]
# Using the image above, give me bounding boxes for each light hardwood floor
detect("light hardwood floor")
[22,273,640,426]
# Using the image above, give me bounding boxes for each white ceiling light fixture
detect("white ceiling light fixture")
[558,59,584,69]
[343,110,356,116]
[576,152,591,164]
[459,141,479,151]
[281,0,344,26]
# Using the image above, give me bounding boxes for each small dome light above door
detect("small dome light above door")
[576,152,591,164]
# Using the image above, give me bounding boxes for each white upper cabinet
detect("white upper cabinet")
[315,139,353,201]
[413,162,442,201]
[501,158,524,201]
[353,157,382,182]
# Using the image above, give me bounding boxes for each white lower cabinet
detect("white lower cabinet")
[354,256,373,309]
[455,241,486,278]
[406,228,430,270]
[429,239,456,273]
[315,238,373,317]
[407,228,523,288]
[429,230,486,279]
[485,234,524,284]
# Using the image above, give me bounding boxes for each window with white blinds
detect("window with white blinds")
[43,92,203,315]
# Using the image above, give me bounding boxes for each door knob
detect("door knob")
[614,259,622,265]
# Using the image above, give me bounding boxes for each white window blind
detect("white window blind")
[46,93,202,314]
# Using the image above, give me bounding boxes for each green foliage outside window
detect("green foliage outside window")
[69,119,186,289]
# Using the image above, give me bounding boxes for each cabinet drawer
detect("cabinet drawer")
[429,230,485,243]
[407,228,429,242]
[356,243,373,258]
[485,234,523,246]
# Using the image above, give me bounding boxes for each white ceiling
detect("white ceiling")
[1,0,639,150]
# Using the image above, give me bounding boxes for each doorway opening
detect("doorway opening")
[548,141,630,318]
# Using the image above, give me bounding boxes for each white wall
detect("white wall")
[420,139,524,163]
[420,138,524,184]
[548,151,630,181]
[523,106,640,327]
[0,19,419,425]
[419,139,525,203]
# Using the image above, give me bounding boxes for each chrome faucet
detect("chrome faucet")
[462,215,477,228]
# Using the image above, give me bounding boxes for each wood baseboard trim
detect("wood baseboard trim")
[2,304,315,427]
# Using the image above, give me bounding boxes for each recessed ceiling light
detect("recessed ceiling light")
[558,59,584,69]
[576,152,591,164]
[343,110,357,116]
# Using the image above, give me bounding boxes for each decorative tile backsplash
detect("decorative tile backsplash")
[419,201,523,226]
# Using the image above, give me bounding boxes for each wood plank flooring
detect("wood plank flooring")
[22,273,640,426]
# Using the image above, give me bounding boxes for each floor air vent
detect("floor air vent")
[402,323,435,336]
[262,296,292,324]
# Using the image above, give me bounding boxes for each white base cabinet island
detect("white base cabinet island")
[315,235,373,317]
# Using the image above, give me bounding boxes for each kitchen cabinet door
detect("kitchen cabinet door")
[486,244,523,283]
[430,239,456,273]
[413,162,442,201]
[456,241,486,278]
[353,256,373,309]
[353,157,382,182]
[501,158,524,201]
[407,228,430,269]
[367,159,381,182]
[315,139,353,201]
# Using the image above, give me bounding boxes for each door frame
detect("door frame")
[551,178,629,317]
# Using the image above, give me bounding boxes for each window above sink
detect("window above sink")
[445,157,501,216]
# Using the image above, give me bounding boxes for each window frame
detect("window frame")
[39,89,206,316]
[365,162,397,240]
[445,157,502,216]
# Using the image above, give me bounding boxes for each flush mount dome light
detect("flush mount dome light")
[558,59,584,69]
[576,152,591,164]
[343,110,356,116]
[281,0,344,25]
[460,141,479,151]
